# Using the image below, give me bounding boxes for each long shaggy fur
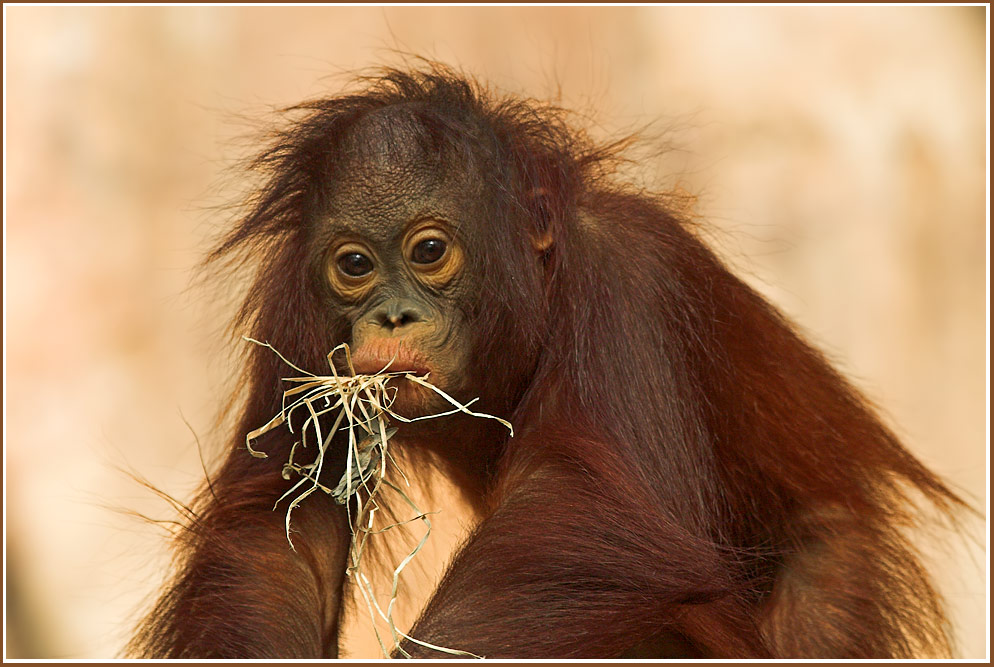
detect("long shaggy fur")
[130,63,963,659]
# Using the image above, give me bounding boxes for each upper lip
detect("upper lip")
[347,340,432,376]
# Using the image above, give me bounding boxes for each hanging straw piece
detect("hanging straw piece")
[242,337,512,658]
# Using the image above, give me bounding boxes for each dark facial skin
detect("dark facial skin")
[313,110,481,421]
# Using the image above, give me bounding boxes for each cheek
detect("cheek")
[423,314,473,375]
[425,318,478,400]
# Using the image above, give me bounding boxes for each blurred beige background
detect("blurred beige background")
[3,5,987,659]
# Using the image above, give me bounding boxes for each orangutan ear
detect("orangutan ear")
[532,230,554,253]
[529,187,555,253]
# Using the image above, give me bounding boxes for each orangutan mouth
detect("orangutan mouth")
[348,341,432,377]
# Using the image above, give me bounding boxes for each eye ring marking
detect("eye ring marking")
[411,238,447,265]
[403,224,463,287]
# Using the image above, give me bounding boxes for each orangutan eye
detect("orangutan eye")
[411,238,447,265]
[338,252,374,277]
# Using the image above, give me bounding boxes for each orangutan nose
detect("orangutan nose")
[371,299,425,331]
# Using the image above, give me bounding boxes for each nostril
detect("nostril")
[388,310,420,328]
[374,301,423,330]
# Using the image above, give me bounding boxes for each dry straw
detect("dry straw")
[244,337,512,658]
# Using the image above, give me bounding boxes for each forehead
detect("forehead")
[322,107,468,241]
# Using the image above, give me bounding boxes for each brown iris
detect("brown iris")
[411,238,447,265]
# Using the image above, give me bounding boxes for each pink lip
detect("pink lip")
[348,341,432,377]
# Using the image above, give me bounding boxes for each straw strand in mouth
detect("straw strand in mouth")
[243,337,511,658]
